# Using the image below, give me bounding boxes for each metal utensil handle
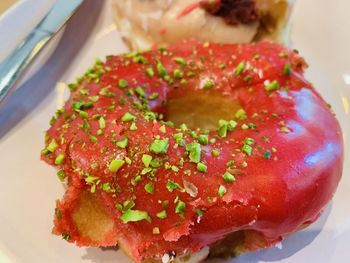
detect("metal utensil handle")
[0,30,50,107]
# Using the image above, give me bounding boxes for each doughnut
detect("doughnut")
[41,41,343,262]
[112,0,294,50]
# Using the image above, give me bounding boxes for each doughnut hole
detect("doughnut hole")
[166,90,241,130]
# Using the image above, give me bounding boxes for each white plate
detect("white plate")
[0,0,349,262]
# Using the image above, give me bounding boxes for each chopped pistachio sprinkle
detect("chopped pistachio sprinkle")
[146,67,154,77]
[150,138,169,154]
[195,209,204,217]
[98,117,106,129]
[109,159,125,172]
[218,185,227,197]
[203,80,214,90]
[166,180,181,192]
[157,61,167,77]
[121,112,136,122]
[54,154,65,165]
[156,210,167,219]
[142,154,153,167]
[121,209,151,223]
[234,61,245,75]
[144,182,155,194]
[212,149,220,157]
[265,80,279,91]
[173,57,186,66]
[283,63,291,76]
[57,170,66,181]
[186,142,201,163]
[235,109,247,121]
[198,134,209,145]
[197,162,207,173]
[118,79,128,88]
[116,138,128,148]
[223,172,235,183]
[242,144,253,156]
[47,139,58,153]
[175,200,186,214]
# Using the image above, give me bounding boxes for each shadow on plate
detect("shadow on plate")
[82,203,333,262]
[0,0,104,140]
[208,202,333,263]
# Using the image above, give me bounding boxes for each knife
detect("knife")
[0,0,84,108]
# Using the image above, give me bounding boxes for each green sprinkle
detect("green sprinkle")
[195,209,204,217]
[47,139,58,153]
[123,200,135,210]
[197,162,207,173]
[174,57,186,66]
[118,79,128,88]
[149,93,158,100]
[146,67,154,77]
[173,133,184,145]
[157,210,167,219]
[121,112,136,122]
[235,61,245,75]
[121,209,151,223]
[157,61,167,77]
[166,180,181,192]
[150,138,169,154]
[175,200,186,214]
[198,135,209,145]
[116,137,128,148]
[159,125,166,133]
[203,80,214,90]
[263,150,272,159]
[62,233,70,241]
[131,175,142,185]
[173,69,183,79]
[242,144,253,156]
[226,160,235,167]
[99,117,106,129]
[265,80,280,91]
[244,137,255,146]
[186,142,201,163]
[135,86,146,98]
[101,183,111,192]
[125,157,132,164]
[171,165,179,172]
[115,203,123,211]
[144,182,155,194]
[241,124,249,130]
[89,135,98,143]
[223,172,235,183]
[218,122,228,138]
[109,159,125,172]
[141,167,152,175]
[55,208,62,219]
[130,122,137,130]
[235,109,247,121]
[68,83,78,91]
[218,185,227,197]
[180,123,188,131]
[283,63,291,76]
[55,154,65,165]
[57,170,66,181]
[78,110,88,119]
[212,149,220,157]
[142,154,153,167]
